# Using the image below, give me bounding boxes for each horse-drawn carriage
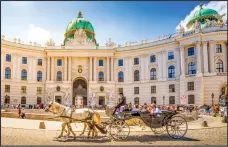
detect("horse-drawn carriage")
[45,98,188,141]
[102,99,188,140]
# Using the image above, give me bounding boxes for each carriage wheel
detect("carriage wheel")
[109,120,130,140]
[151,125,166,134]
[166,116,188,139]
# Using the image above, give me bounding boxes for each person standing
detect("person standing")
[17,104,21,118]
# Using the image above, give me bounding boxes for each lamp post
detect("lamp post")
[163,96,165,105]
[211,93,214,107]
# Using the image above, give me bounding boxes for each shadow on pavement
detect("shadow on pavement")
[53,134,200,143]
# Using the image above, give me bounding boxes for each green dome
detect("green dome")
[187,4,218,26]
[64,12,96,44]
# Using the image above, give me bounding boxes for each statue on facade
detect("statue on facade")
[1,34,5,40]
[205,19,218,28]
[106,38,116,47]
[177,24,185,34]
[194,20,201,30]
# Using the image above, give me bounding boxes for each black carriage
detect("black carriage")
[103,99,188,140]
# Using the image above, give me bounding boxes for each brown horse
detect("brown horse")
[45,101,102,139]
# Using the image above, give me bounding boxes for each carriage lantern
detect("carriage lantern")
[211,93,214,106]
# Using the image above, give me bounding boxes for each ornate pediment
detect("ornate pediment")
[74,85,86,97]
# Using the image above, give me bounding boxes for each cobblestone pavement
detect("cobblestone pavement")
[1,127,227,146]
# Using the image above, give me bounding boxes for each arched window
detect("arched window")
[5,67,11,79]
[216,60,224,73]
[21,69,27,80]
[150,68,156,80]
[134,97,139,105]
[118,71,124,82]
[57,71,62,81]
[21,96,26,104]
[151,97,156,104]
[37,97,42,104]
[37,71,42,82]
[4,95,10,104]
[168,65,175,78]
[188,95,195,104]
[188,62,196,75]
[98,71,104,81]
[134,70,140,81]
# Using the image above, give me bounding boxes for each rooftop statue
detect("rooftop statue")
[45,38,55,46]
[106,38,116,47]
[194,20,201,30]
[205,19,218,28]
[177,24,185,34]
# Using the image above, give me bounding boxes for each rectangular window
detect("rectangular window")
[57,59,62,66]
[168,52,174,60]
[5,85,10,93]
[134,87,139,94]
[188,95,195,104]
[22,57,27,64]
[6,54,11,62]
[216,44,222,53]
[134,58,139,65]
[37,87,42,94]
[118,59,123,66]
[188,47,195,56]
[37,59,42,66]
[21,86,26,94]
[169,84,175,92]
[187,82,194,91]
[150,55,156,63]
[99,60,103,66]
[119,88,123,94]
[151,86,156,93]
[169,96,175,104]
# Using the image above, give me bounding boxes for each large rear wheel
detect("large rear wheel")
[166,116,188,139]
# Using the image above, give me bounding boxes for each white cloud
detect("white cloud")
[176,1,227,30]
[27,24,51,45]
[7,1,33,6]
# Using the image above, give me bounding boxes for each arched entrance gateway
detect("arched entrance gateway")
[72,78,87,108]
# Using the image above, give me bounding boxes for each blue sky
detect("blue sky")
[1,1,219,46]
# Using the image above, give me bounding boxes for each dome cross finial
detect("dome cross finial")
[78,11,83,18]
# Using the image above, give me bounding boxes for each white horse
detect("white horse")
[45,101,104,139]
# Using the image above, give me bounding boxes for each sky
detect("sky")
[1,1,227,46]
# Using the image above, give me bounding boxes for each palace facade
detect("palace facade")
[1,6,227,107]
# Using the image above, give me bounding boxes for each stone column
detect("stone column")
[175,48,181,77]
[47,56,50,81]
[140,55,145,81]
[196,41,202,75]
[209,41,215,73]
[162,51,167,79]
[32,57,37,81]
[128,57,133,82]
[124,57,128,82]
[144,55,149,81]
[13,54,17,80]
[202,41,209,74]
[28,57,33,81]
[51,56,54,81]
[107,57,110,82]
[1,52,4,80]
[157,52,163,80]
[93,57,97,81]
[17,56,21,80]
[64,56,67,81]
[111,57,114,81]
[89,57,92,81]
[180,46,185,76]
[68,57,72,81]
[223,41,227,72]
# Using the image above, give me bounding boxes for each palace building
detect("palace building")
[1,5,227,108]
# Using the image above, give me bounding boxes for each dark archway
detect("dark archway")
[72,78,87,106]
